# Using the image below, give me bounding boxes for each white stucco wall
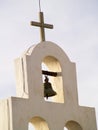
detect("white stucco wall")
[0,41,97,130]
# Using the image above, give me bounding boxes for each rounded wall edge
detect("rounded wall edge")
[23,41,71,63]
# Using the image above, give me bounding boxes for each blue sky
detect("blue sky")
[0,0,98,128]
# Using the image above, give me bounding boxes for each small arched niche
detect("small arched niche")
[42,56,64,103]
[28,116,49,130]
[64,120,83,130]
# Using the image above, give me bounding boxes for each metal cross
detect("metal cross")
[30,12,53,41]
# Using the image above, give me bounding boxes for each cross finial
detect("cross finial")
[30,12,53,41]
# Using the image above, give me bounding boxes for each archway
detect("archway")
[65,120,82,130]
[28,116,49,130]
[42,56,64,103]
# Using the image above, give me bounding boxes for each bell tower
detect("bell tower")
[0,2,97,130]
[14,41,97,130]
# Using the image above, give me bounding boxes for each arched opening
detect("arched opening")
[64,120,83,130]
[42,56,64,103]
[28,116,49,130]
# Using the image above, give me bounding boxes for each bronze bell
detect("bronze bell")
[44,76,57,99]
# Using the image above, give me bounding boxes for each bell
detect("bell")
[44,76,57,99]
